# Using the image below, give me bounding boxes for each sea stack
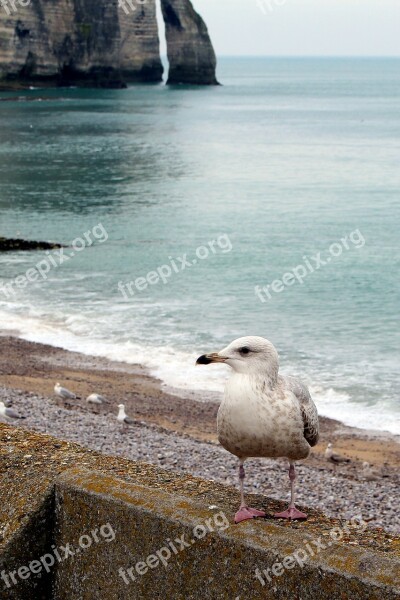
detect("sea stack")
[161,0,218,85]
[0,0,217,89]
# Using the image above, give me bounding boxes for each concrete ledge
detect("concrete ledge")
[1,425,399,599]
[53,469,400,600]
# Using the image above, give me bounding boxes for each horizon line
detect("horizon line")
[159,54,400,60]
[213,54,400,59]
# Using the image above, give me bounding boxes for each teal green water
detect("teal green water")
[0,58,399,433]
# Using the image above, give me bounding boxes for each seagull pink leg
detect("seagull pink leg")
[274,462,307,520]
[234,461,266,523]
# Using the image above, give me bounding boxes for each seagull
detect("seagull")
[54,382,76,400]
[325,443,351,472]
[196,336,319,523]
[0,401,25,424]
[86,393,106,405]
[361,461,379,482]
[117,404,133,432]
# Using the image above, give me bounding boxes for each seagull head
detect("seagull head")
[118,404,125,410]
[196,336,279,377]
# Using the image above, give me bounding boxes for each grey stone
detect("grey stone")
[161,0,218,85]
[0,0,217,88]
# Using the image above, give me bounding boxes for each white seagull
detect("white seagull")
[197,336,319,523]
[325,443,351,472]
[361,461,379,482]
[117,404,133,431]
[86,393,106,405]
[54,382,76,400]
[0,401,25,424]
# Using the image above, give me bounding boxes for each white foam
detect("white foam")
[310,385,400,436]
[0,306,227,392]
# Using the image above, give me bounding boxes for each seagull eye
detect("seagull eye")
[240,347,250,355]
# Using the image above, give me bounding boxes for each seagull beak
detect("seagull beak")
[196,352,227,365]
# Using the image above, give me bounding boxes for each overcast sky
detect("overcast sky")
[158,0,400,57]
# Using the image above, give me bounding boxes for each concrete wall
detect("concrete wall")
[53,469,400,599]
[0,425,399,599]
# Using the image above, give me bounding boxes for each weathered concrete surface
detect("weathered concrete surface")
[0,425,399,599]
[0,488,54,600]
[161,0,218,85]
[53,469,400,599]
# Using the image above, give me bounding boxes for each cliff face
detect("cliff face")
[161,0,218,85]
[0,0,162,87]
[0,0,217,88]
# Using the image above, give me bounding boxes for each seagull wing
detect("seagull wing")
[60,387,76,399]
[331,453,351,464]
[87,394,104,404]
[285,376,319,447]
[5,407,23,419]
[124,416,134,425]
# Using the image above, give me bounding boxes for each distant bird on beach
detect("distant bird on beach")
[86,393,106,405]
[54,382,76,400]
[86,393,106,413]
[117,404,133,432]
[197,336,319,523]
[0,401,25,424]
[325,443,351,472]
[361,461,380,482]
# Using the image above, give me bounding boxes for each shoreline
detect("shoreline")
[0,332,398,446]
[0,334,399,533]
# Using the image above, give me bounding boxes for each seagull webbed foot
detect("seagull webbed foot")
[234,506,266,524]
[274,506,308,520]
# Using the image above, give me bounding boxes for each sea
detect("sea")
[0,57,399,434]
